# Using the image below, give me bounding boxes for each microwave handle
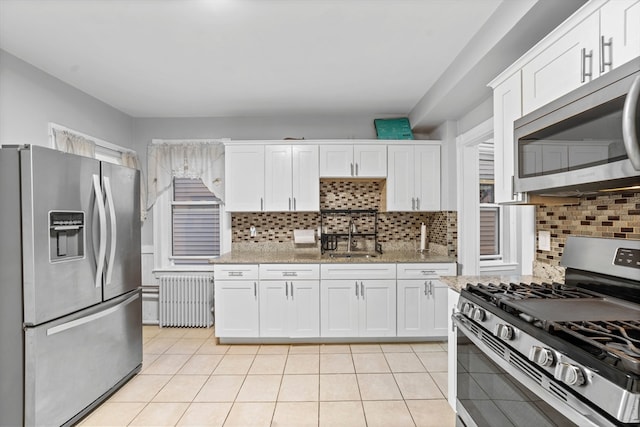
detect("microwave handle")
[623,75,640,170]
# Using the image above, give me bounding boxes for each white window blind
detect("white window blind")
[172,178,220,264]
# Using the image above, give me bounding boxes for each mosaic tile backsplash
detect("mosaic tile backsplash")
[232,180,458,258]
[535,191,640,266]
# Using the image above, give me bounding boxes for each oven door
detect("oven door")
[454,313,615,427]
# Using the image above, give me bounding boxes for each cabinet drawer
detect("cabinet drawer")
[396,263,456,279]
[321,263,396,280]
[259,264,320,280]
[214,264,259,280]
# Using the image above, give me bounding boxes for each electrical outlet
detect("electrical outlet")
[538,230,551,251]
[250,226,256,237]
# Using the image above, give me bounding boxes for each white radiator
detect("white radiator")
[159,275,214,328]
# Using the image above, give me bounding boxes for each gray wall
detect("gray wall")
[0,50,133,148]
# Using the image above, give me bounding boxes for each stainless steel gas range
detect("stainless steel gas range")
[453,236,640,427]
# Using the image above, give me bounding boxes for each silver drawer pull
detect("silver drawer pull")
[228,271,244,277]
[282,272,298,277]
[421,270,436,275]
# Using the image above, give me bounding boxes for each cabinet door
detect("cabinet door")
[396,280,428,337]
[426,281,449,338]
[354,144,387,177]
[319,145,353,177]
[289,281,320,338]
[292,145,320,211]
[214,280,259,337]
[259,280,288,337]
[225,145,265,212]
[386,146,415,211]
[359,280,396,337]
[264,145,292,211]
[447,288,460,409]
[320,280,359,337]
[600,0,640,73]
[522,12,600,115]
[414,145,441,211]
[493,71,522,203]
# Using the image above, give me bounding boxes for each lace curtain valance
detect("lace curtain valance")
[147,140,225,210]
[52,129,96,157]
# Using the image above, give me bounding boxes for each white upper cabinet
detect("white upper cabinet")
[319,143,386,178]
[387,144,440,211]
[599,0,640,74]
[264,145,319,211]
[522,0,640,115]
[522,11,600,115]
[225,145,265,212]
[226,143,318,212]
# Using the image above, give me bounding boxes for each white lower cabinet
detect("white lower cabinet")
[320,279,396,337]
[320,263,396,337]
[214,264,260,338]
[259,264,320,338]
[396,263,455,338]
[447,288,460,410]
[214,262,456,341]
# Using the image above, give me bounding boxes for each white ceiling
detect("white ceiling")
[0,0,585,129]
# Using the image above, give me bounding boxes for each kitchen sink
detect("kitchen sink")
[328,253,377,258]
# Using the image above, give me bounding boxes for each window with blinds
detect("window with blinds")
[479,141,501,259]
[172,178,220,265]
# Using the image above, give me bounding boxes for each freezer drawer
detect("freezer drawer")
[24,290,142,426]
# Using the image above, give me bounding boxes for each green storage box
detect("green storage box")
[374,118,414,140]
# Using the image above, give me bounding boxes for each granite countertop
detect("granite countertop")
[440,275,563,293]
[211,250,456,265]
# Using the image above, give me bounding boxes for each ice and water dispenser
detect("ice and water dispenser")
[49,211,85,261]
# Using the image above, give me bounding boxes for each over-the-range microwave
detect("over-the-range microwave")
[513,57,639,197]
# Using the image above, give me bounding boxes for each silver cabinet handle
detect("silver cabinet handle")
[355,281,359,297]
[424,281,428,296]
[360,282,364,299]
[429,281,433,296]
[623,75,640,170]
[355,163,359,176]
[261,197,264,211]
[600,35,612,73]
[92,174,106,289]
[103,176,117,286]
[416,197,420,210]
[581,48,593,83]
[285,281,289,298]
[290,282,294,299]
[293,197,296,211]
[411,198,415,210]
[289,198,292,211]
[254,282,257,298]
[350,163,354,176]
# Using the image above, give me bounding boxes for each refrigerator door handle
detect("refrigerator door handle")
[103,176,117,286]
[46,292,139,336]
[92,174,107,288]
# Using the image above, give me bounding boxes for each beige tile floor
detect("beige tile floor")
[78,326,455,426]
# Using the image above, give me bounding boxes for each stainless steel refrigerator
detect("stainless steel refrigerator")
[0,145,143,426]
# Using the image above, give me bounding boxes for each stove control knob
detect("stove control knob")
[472,307,486,322]
[494,324,514,340]
[460,302,473,315]
[554,363,585,386]
[529,346,555,367]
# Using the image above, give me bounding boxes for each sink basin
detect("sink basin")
[328,253,377,258]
